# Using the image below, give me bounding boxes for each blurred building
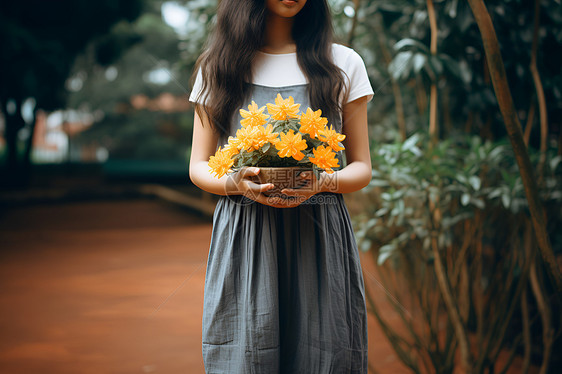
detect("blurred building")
[3,92,191,165]
[32,109,97,163]
[128,93,191,113]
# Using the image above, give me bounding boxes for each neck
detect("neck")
[262,13,296,54]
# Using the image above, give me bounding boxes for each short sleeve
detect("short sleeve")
[189,67,206,105]
[343,49,374,104]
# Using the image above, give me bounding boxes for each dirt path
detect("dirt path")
[0,198,529,373]
[0,199,211,373]
[0,198,409,373]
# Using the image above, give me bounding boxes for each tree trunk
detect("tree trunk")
[529,0,548,181]
[530,258,553,374]
[347,0,361,47]
[524,99,535,146]
[520,285,531,374]
[22,106,38,180]
[431,235,472,373]
[429,192,472,373]
[2,99,27,188]
[427,0,438,144]
[3,101,22,166]
[373,12,407,140]
[466,0,562,294]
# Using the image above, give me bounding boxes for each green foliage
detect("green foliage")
[333,0,562,143]
[68,12,189,111]
[353,131,562,372]
[176,0,218,69]
[0,0,146,182]
[333,1,562,370]
[66,3,194,163]
[355,131,561,265]
[75,110,193,161]
[0,0,145,110]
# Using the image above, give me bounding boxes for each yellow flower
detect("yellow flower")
[299,107,328,138]
[227,135,242,151]
[309,145,339,173]
[266,94,301,120]
[235,126,261,152]
[239,101,269,128]
[275,129,308,161]
[208,146,234,178]
[253,123,280,149]
[318,125,346,152]
[222,143,240,158]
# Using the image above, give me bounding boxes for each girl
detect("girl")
[188,0,374,372]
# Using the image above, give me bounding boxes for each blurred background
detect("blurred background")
[0,0,561,373]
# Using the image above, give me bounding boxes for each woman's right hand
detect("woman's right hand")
[224,166,274,202]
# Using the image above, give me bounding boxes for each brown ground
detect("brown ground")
[0,198,533,373]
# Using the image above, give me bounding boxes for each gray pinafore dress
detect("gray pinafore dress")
[202,84,368,373]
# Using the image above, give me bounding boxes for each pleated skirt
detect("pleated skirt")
[201,192,368,373]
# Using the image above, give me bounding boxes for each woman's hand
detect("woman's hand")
[224,166,272,198]
[225,167,322,208]
[224,166,292,208]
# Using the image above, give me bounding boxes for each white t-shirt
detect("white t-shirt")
[189,43,374,105]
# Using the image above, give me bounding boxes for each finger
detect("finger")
[257,182,274,193]
[246,181,273,194]
[254,194,285,207]
[280,188,299,196]
[281,188,313,197]
[250,193,270,205]
[239,166,261,178]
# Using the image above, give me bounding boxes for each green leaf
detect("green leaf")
[369,179,389,187]
[375,208,389,217]
[472,198,485,210]
[402,133,419,151]
[389,51,414,81]
[429,55,443,75]
[360,239,372,252]
[550,155,562,171]
[501,194,511,209]
[393,38,430,54]
[378,244,396,265]
[288,122,299,132]
[413,53,427,74]
[440,54,462,79]
[469,176,481,191]
[381,192,392,201]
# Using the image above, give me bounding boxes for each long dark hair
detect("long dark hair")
[191,0,345,140]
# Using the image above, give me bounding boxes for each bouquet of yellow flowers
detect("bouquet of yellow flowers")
[208,93,346,184]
